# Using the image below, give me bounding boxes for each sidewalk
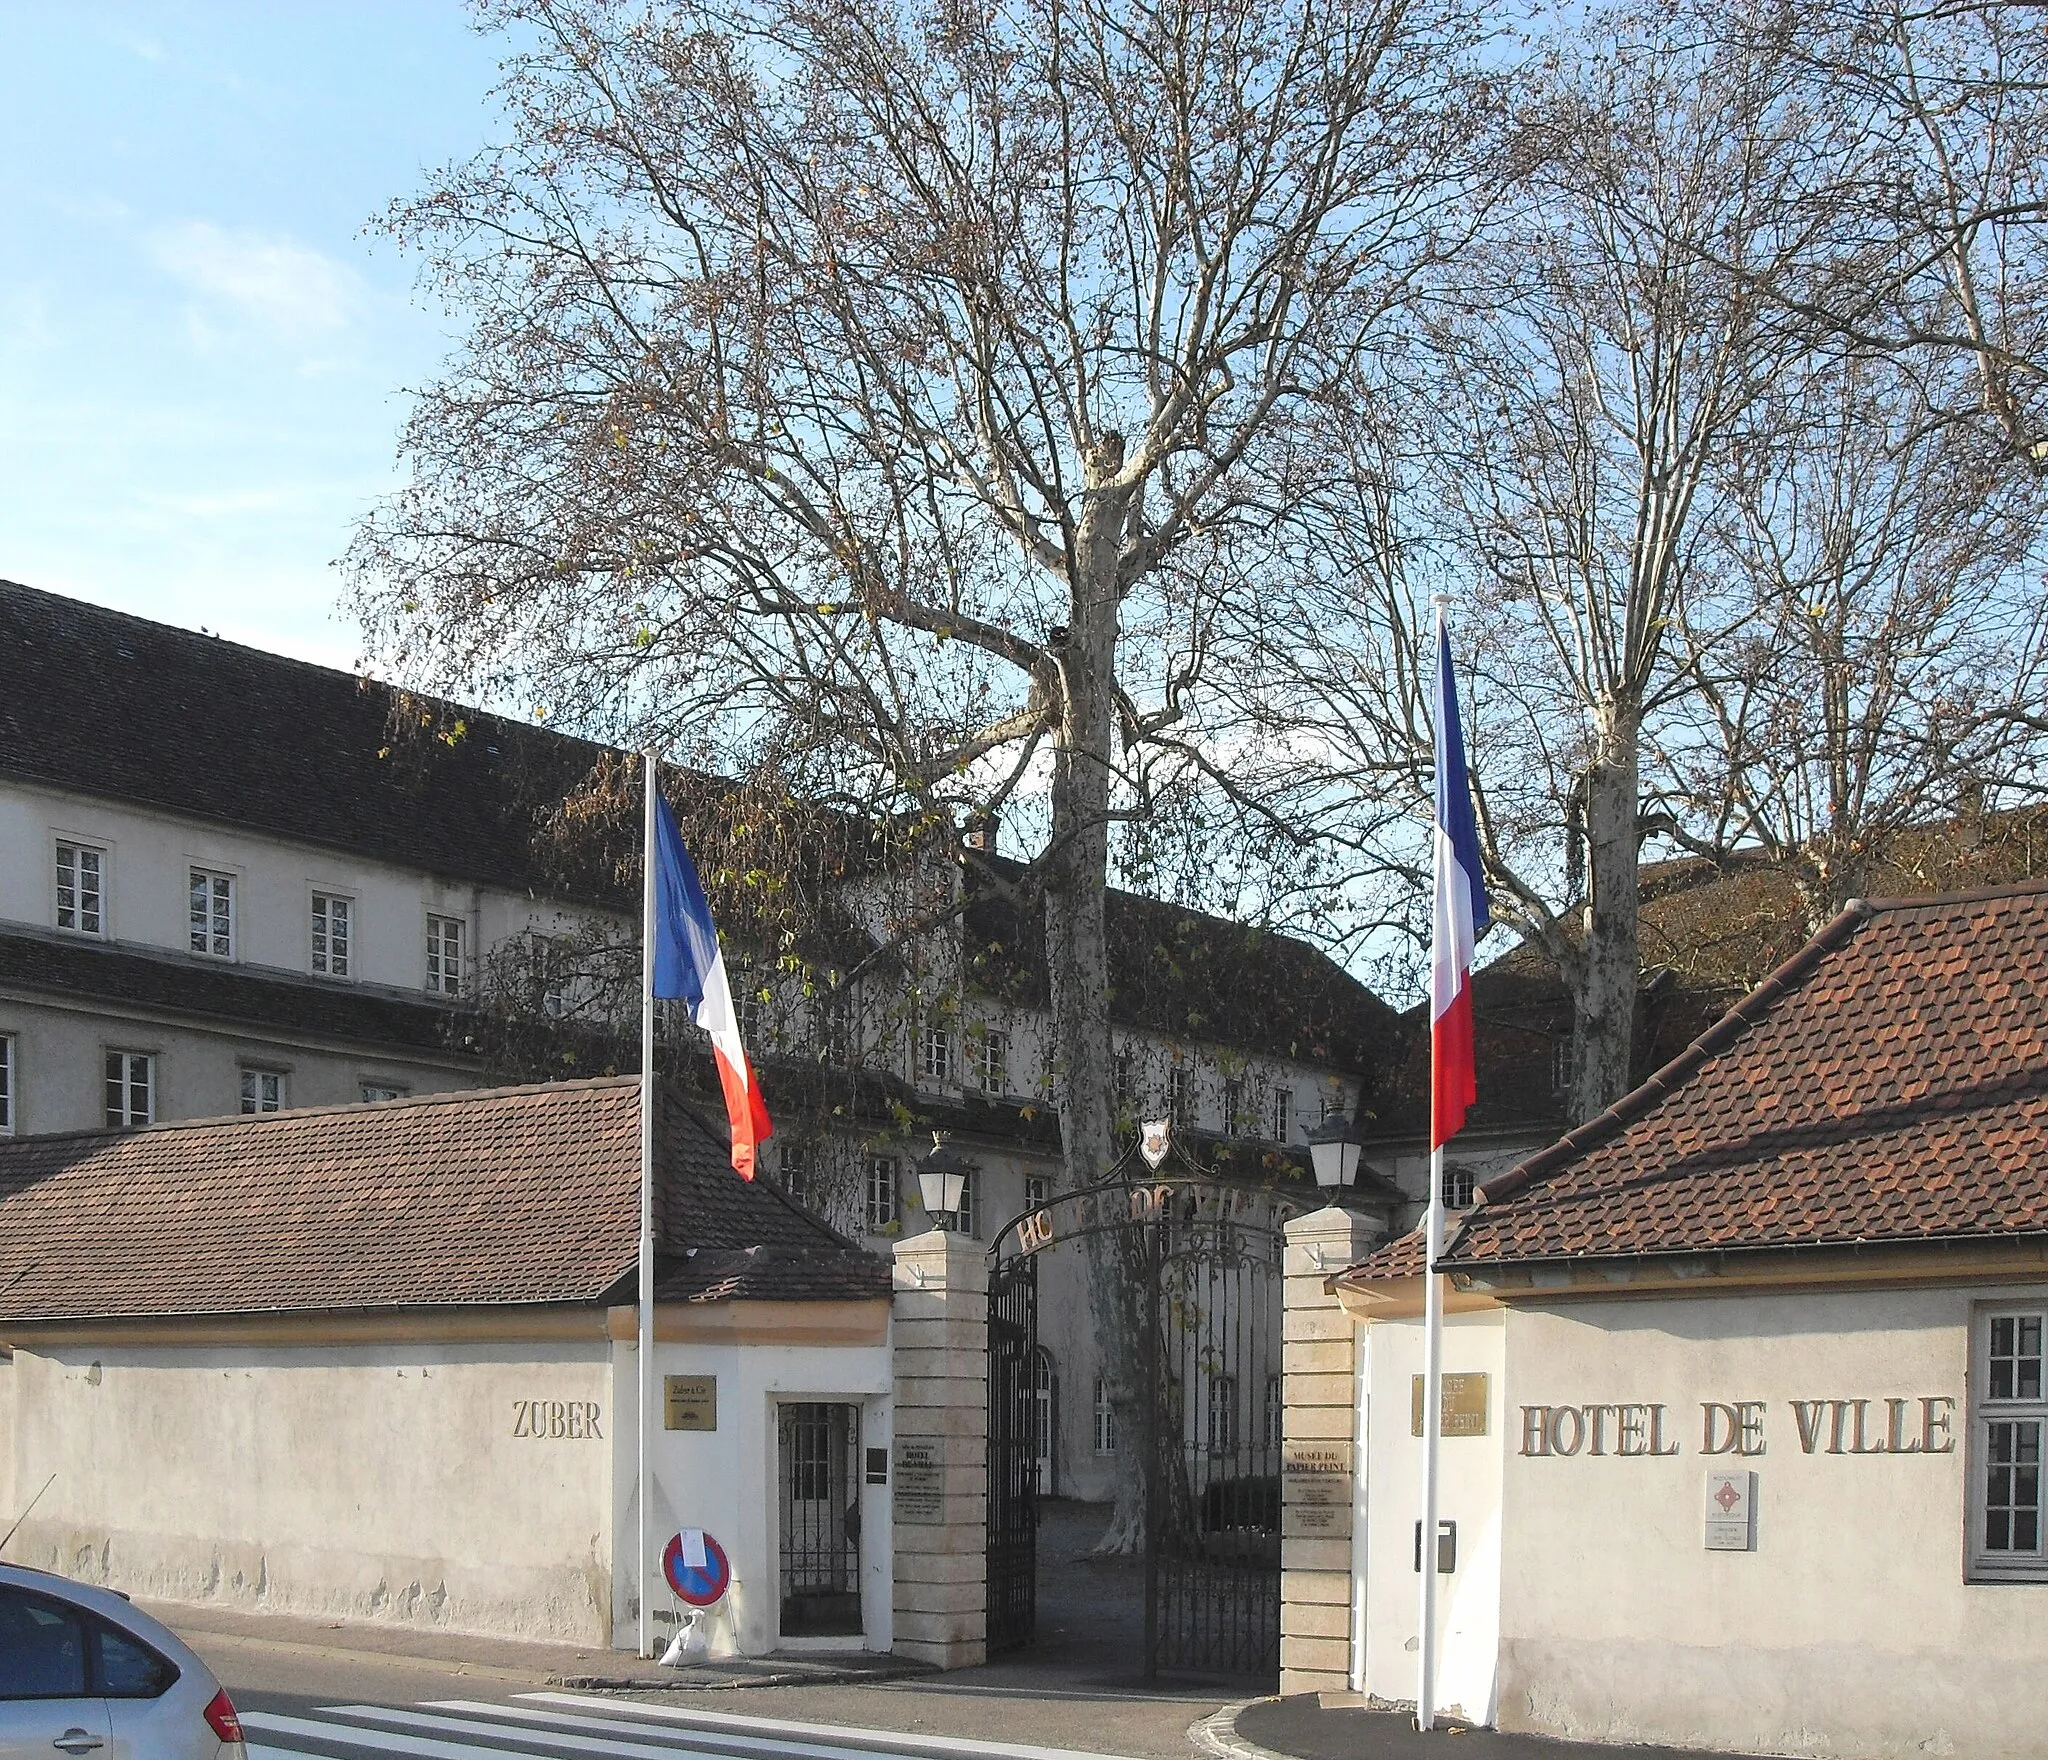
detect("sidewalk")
[142,1596,926,1691]
[1205,1696,1763,1760]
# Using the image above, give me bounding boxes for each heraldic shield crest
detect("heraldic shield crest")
[1140,1117,1172,1168]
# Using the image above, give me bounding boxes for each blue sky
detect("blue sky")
[0,3,509,668]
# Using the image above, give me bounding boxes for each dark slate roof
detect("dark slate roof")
[1344,883,2048,1281]
[0,1076,887,1323]
[0,925,474,1057]
[964,855,1402,1082]
[0,579,626,903]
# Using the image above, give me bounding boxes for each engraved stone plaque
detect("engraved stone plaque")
[1704,1469,1756,1551]
[893,1437,945,1525]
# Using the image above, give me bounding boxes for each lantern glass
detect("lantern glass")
[1307,1115,1363,1189]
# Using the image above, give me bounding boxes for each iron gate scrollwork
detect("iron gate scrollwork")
[985,1147,1284,1681]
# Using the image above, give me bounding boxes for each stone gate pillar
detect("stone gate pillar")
[1280,1206,1375,1698]
[890,1229,988,1669]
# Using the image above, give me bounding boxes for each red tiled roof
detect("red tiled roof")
[1420,884,2048,1268]
[0,1077,885,1323]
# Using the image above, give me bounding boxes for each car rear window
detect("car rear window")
[94,1621,179,1698]
[0,1585,88,1698]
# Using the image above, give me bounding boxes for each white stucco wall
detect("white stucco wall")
[4,1337,616,1643]
[612,1332,895,1655]
[1359,1308,1506,1723]
[1495,1283,2044,1759]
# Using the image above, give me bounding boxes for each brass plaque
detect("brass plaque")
[1412,1372,1490,1437]
[664,1374,717,1432]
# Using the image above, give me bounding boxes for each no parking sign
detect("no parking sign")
[662,1529,731,1606]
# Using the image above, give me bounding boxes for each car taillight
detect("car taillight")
[203,1690,244,1746]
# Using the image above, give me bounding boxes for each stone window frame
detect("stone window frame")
[424,912,466,996]
[1970,1301,2048,1582]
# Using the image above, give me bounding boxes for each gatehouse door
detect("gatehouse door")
[777,1401,862,1637]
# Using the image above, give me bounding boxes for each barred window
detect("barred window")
[188,868,234,958]
[311,893,352,977]
[55,841,104,936]
[865,1156,898,1232]
[104,1051,154,1127]
[240,1068,284,1114]
[1265,1374,1284,1448]
[425,914,465,995]
[1972,1307,2048,1580]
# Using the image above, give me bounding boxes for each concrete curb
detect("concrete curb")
[556,1660,934,1692]
[1186,1699,1282,1760]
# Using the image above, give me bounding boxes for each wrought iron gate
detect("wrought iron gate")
[985,1149,1283,1681]
[987,1250,1039,1655]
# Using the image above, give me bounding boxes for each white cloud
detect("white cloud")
[148,220,362,343]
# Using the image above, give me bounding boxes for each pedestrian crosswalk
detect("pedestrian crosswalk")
[240,1694,1137,1760]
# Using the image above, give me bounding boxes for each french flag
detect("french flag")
[1430,612,1490,1148]
[649,791,773,1179]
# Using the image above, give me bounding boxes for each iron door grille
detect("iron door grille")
[778,1401,862,1636]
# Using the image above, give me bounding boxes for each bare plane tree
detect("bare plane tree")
[347,0,1485,1548]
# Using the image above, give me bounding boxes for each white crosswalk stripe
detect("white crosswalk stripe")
[239,1695,1138,1760]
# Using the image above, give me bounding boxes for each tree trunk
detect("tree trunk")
[1042,449,1149,1554]
[1570,706,1641,1122]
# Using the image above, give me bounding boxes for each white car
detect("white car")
[0,1564,244,1760]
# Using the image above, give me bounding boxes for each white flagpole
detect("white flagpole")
[638,751,658,1660]
[1417,1150,1445,1730]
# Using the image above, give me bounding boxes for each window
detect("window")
[1973,1307,2048,1579]
[1169,1064,1195,1126]
[1207,1374,1238,1454]
[240,1069,284,1114]
[94,1622,176,1697]
[0,1033,13,1137]
[425,914,465,995]
[1113,1046,1135,1120]
[1223,1078,1245,1136]
[1269,1085,1292,1143]
[311,893,352,977]
[737,968,771,1047]
[978,1029,1010,1095]
[921,1020,955,1083]
[104,1051,153,1127]
[0,1584,88,1698]
[188,868,233,958]
[1551,1037,1578,1100]
[360,1081,408,1104]
[1265,1374,1284,1449]
[55,841,104,936]
[1094,1377,1120,1454]
[1025,1174,1051,1209]
[1441,1164,1476,1209]
[813,983,852,1066]
[781,1144,810,1207]
[865,1156,898,1232]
